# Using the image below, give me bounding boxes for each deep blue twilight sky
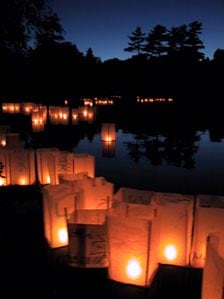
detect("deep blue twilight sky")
[52,0,224,61]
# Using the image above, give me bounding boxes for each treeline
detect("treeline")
[0,0,223,101]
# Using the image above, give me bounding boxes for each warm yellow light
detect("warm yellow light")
[105,136,112,142]
[1,140,6,147]
[58,228,68,244]
[0,178,5,186]
[46,176,51,184]
[20,178,27,185]
[126,258,142,280]
[164,245,177,261]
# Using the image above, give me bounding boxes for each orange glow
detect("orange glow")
[126,258,142,280]
[164,245,177,261]
[46,176,51,184]
[1,139,6,147]
[20,178,27,185]
[58,228,68,244]
[105,136,112,142]
[0,178,5,186]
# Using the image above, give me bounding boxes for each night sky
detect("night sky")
[52,0,224,61]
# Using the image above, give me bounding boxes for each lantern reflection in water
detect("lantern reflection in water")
[101,140,116,157]
[101,123,116,157]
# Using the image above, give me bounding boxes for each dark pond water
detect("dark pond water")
[1,102,224,195]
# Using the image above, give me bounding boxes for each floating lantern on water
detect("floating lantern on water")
[101,123,116,157]
[101,123,116,142]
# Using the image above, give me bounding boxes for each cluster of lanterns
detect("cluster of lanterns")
[0,120,223,294]
[43,177,224,290]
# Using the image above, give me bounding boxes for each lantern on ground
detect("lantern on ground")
[36,148,59,184]
[106,213,158,287]
[152,192,194,266]
[68,209,107,268]
[47,151,76,185]
[0,148,35,185]
[191,194,224,268]
[73,153,95,178]
[74,176,113,210]
[42,183,80,248]
[112,187,155,220]
[201,234,224,299]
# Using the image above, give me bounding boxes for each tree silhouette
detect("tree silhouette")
[144,25,169,58]
[167,21,205,62]
[124,26,146,55]
[85,48,101,64]
[0,0,63,53]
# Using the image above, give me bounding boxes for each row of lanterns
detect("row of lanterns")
[42,175,224,289]
[0,122,116,187]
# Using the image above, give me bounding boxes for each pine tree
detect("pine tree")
[124,26,146,55]
[144,25,168,57]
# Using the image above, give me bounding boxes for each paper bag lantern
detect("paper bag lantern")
[191,194,224,268]
[106,214,158,287]
[36,148,59,184]
[0,149,35,185]
[42,183,79,248]
[68,209,107,268]
[74,176,114,210]
[101,123,116,142]
[47,151,75,185]
[73,153,95,178]
[201,234,224,299]
[153,192,194,266]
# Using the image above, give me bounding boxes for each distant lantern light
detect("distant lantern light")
[126,258,142,280]
[164,245,177,261]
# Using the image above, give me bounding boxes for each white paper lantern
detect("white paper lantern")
[68,209,107,268]
[106,213,158,287]
[191,194,224,268]
[202,234,224,299]
[152,192,194,266]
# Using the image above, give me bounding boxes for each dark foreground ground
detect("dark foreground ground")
[0,185,202,299]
